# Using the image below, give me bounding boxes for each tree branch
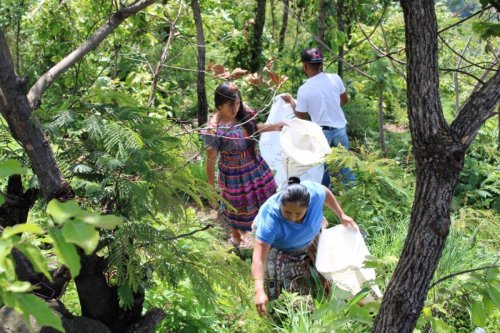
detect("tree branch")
[438,5,492,35]
[451,70,500,147]
[454,38,471,115]
[148,3,183,106]
[429,264,500,289]
[27,0,159,110]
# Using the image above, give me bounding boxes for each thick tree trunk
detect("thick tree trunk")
[373,0,500,331]
[250,0,266,72]
[191,0,208,127]
[0,29,71,201]
[278,0,289,53]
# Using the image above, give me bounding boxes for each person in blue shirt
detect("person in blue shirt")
[251,176,357,316]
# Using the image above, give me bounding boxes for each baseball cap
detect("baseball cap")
[301,48,323,63]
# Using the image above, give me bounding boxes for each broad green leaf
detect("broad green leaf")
[430,317,451,333]
[0,195,4,206]
[2,224,43,239]
[62,220,99,255]
[0,160,27,178]
[6,281,32,293]
[487,285,500,307]
[15,243,52,281]
[81,214,123,230]
[483,297,495,316]
[0,257,16,279]
[49,228,80,278]
[486,268,499,282]
[47,200,83,224]
[17,293,64,332]
[471,300,486,326]
[0,238,14,260]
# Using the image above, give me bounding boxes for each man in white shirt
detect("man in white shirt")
[283,48,355,188]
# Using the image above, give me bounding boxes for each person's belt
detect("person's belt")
[321,126,337,130]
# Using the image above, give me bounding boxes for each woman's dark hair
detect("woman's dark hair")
[214,82,258,151]
[280,176,310,208]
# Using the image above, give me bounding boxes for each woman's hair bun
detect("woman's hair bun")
[287,176,301,185]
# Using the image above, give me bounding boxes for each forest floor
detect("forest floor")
[195,206,255,258]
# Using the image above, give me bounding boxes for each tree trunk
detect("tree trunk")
[278,0,289,53]
[337,0,345,77]
[270,0,276,40]
[191,0,208,127]
[317,0,327,52]
[0,29,72,202]
[373,0,500,331]
[250,0,266,72]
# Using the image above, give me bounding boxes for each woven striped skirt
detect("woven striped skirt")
[265,227,329,300]
[218,149,277,231]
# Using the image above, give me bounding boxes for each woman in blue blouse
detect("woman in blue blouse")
[252,176,357,315]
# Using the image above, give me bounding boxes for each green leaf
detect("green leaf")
[15,243,52,281]
[0,159,27,178]
[348,287,370,306]
[81,214,123,230]
[62,220,99,255]
[487,285,500,307]
[430,317,451,333]
[49,228,81,278]
[118,284,134,310]
[2,223,43,239]
[0,195,4,206]
[17,293,64,332]
[5,281,33,293]
[0,238,14,261]
[471,300,486,326]
[47,200,83,224]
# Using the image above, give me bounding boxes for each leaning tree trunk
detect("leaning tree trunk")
[278,0,289,53]
[0,2,166,331]
[0,30,71,202]
[249,0,266,73]
[373,0,500,331]
[191,0,208,127]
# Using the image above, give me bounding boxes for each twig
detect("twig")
[454,38,471,114]
[429,264,500,289]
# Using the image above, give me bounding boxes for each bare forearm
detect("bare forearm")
[257,122,285,133]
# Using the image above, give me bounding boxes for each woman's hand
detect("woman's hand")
[255,289,269,316]
[340,213,358,231]
[272,121,286,131]
[281,93,293,104]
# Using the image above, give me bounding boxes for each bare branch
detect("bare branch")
[148,3,184,107]
[429,264,500,289]
[283,3,374,81]
[440,67,485,83]
[28,0,159,110]
[454,38,471,114]
[451,70,500,147]
[438,5,493,34]
[471,50,500,95]
[355,10,406,67]
[345,5,387,56]
[380,24,406,79]
[438,34,494,71]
